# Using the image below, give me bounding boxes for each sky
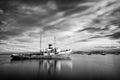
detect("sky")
[0,0,120,52]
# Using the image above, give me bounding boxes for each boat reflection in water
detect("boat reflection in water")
[10,59,72,80]
[37,59,72,75]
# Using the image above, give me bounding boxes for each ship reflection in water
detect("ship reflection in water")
[36,59,72,77]
[38,60,72,73]
[9,59,72,80]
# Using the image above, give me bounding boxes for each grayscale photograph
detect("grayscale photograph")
[0,0,120,80]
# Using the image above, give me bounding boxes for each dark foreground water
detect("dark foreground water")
[0,54,120,80]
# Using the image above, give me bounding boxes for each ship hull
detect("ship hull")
[11,51,72,60]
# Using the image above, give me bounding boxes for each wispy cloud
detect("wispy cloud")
[1,0,120,52]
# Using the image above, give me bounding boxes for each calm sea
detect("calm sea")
[0,54,120,80]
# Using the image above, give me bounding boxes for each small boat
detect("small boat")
[11,36,72,60]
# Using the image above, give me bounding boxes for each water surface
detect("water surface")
[0,54,120,80]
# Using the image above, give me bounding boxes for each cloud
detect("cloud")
[1,0,120,52]
[0,0,59,40]
[51,0,120,51]
[0,40,7,45]
[109,32,120,39]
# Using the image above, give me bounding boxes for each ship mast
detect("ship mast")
[54,36,56,49]
[40,33,42,53]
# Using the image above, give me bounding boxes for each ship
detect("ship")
[11,35,72,60]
